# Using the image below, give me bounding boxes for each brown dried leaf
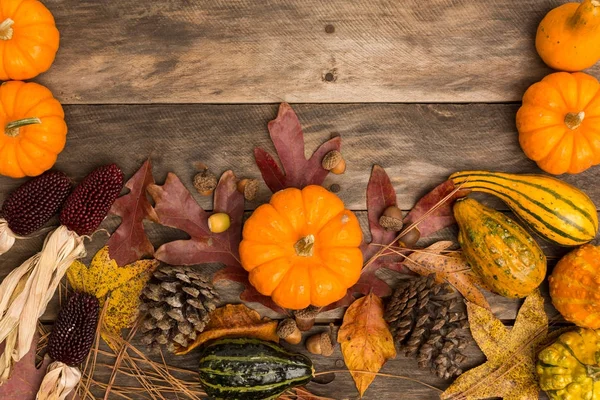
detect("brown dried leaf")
[405,241,490,310]
[176,304,279,355]
[441,290,547,400]
[108,159,158,267]
[337,293,396,397]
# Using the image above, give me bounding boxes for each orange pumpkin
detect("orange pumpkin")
[516,72,600,175]
[239,185,363,310]
[536,0,600,72]
[549,244,600,328]
[0,0,60,80]
[0,81,67,178]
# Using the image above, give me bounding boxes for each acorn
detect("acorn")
[398,226,421,248]
[306,332,334,356]
[208,213,230,233]
[193,168,218,196]
[277,319,302,345]
[294,306,320,331]
[237,178,259,201]
[322,151,346,175]
[379,206,404,232]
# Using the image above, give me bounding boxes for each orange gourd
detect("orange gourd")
[516,72,600,175]
[0,0,60,80]
[0,81,67,178]
[549,244,600,328]
[536,0,600,71]
[239,185,363,310]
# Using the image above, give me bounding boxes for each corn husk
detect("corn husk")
[36,361,81,400]
[0,226,86,384]
[0,219,17,256]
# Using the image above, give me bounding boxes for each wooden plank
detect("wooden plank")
[0,103,598,211]
[34,0,596,104]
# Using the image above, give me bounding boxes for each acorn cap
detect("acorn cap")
[277,319,298,338]
[193,169,218,196]
[294,306,320,331]
[238,178,259,201]
[318,333,334,356]
[321,151,343,170]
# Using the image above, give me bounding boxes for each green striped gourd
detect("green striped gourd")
[198,338,314,400]
[454,198,547,298]
[450,170,598,246]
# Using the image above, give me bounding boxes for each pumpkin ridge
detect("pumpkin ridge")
[12,36,38,72]
[551,274,600,298]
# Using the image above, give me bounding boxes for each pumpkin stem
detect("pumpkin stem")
[586,364,600,380]
[592,0,600,7]
[5,117,42,138]
[565,111,585,130]
[294,234,315,257]
[0,19,14,41]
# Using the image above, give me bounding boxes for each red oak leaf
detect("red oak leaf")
[402,180,467,239]
[254,103,341,192]
[213,266,288,315]
[0,334,50,400]
[108,159,158,266]
[149,171,244,266]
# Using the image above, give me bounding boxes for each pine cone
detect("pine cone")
[385,275,470,379]
[139,264,219,353]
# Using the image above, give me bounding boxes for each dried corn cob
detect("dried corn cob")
[0,164,124,384]
[0,171,71,255]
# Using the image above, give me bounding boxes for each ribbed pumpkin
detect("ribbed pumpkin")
[0,81,67,178]
[0,0,60,80]
[239,185,363,310]
[537,328,600,400]
[516,72,600,175]
[450,171,598,246]
[536,0,600,72]
[549,245,600,329]
[454,198,547,298]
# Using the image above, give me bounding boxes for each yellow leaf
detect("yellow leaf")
[337,293,396,397]
[66,260,87,293]
[441,290,547,400]
[176,304,279,355]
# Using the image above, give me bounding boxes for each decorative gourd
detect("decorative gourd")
[517,72,600,175]
[537,328,600,400]
[549,245,600,328]
[536,0,600,71]
[450,171,598,246]
[454,198,546,298]
[239,185,363,310]
[0,81,67,178]
[198,338,314,400]
[0,0,60,80]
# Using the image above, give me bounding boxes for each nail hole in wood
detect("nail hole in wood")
[324,72,335,82]
[325,24,335,34]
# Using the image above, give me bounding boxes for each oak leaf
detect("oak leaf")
[108,159,158,267]
[149,171,244,267]
[405,241,490,310]
[441,290,547,400]
[254,103,341,192]
[176,304,278,355]
[337,293,396,397]
[67,246,158,347]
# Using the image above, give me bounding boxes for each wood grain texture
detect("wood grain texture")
[0,103,598,211]
[33,0,599,104]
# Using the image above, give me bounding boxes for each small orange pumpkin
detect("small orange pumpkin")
[239,185,363,310]
[516,72,600,175]
[0,81,67,178]
[549,244,600,328]
[536,0,600,72]
[0,0,60,80]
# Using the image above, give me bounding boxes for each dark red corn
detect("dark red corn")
[47,292,99,366]
[59,164,124,236]
[0,171,72,236]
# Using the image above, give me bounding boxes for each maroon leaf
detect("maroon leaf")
[402,180,468,238]
[0,334,50,400]
[254,103,341,192]
[108,159,158,266]
[149,171,244,267]
[213,266,288,315]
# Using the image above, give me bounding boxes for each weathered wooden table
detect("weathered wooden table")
[1,0,598,398]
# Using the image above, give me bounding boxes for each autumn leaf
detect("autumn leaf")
[176,304,279,355]
[149,170,244,267]
[441,290,547,400]
[405,241,490,310]
[0,333,50,400]
[108,159,158,267]
[337,293,396,397]
[254,103,341,192]
[67,246,158,347]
